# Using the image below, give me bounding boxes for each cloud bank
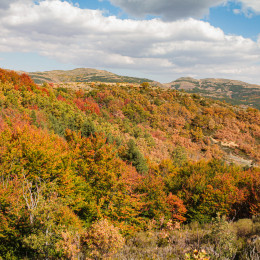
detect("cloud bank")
[240,0,260,13]
[109,0,224,20]
[108,0,260,20]
[0,0,260,83]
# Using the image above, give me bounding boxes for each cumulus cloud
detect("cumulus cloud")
[109,0,225,20]
[0,0,17,9]
[232,0,260,17]
[0,0,33,9]
[0,0,260,83]
[108,0,260,20]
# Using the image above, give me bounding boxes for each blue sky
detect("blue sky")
[0,0,260,83]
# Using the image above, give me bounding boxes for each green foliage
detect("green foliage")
[234,219,254,238]
[81,119,96,137]
[207,214,238,259]
[125,139,148,174]
[171,145,188,167]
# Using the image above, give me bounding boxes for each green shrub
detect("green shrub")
[234,219,254,238]
[81,119,96,137]
[207,215,238,259]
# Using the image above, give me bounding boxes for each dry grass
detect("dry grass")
[113,217,260,260]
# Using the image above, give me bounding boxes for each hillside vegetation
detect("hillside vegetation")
[28,68,260,110]
[167,77,260,110]
[0,68,259,259]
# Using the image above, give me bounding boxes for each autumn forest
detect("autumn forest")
[0,68,259,259]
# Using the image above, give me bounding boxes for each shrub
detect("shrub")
[81,119,96,137]
[207,215,238,259]
[185,249,210,260]
[82,219,125,259]
[233,219,254,238]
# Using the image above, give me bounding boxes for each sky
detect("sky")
[0,0,260,84]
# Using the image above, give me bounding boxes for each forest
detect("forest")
[0,68,259,259]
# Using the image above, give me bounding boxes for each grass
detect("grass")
[113,216,260,260]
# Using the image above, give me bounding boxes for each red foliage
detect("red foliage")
[74,97,100,115]
[151,130,166,141]
[124,98,131,105]
[85,97,101,115]
[57,95,67,102]
[0,69,36,90]
[74,98,86,111]
[29,105,39,110]
[167,193,187,222]
[41,87,50,96]
[75,89,84,98]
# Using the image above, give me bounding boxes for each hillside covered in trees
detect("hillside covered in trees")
[0,68,259,259]
[167,77,260,110]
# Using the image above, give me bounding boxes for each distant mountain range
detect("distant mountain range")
[28,68,260,110]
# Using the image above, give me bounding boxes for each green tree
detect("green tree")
[125,139,148,174]
[81,119,96,138]
[171,145,188,167]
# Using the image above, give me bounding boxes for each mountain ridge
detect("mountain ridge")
[28,67,154,84]
[165,77,260,109]
[11,67,260,109]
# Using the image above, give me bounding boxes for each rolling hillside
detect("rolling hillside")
[29,68,153,84]
[28,68,260,110]
[166,77,260,109]
[0,68,259,259]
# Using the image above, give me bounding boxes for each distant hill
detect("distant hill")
[165,77,260,110]
[28,69,260,109]
[29,68,153,84]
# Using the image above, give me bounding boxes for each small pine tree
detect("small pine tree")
[30,110,39,127]
[126,139,148,174]
[81,119,96,138]
[171,145,187,167]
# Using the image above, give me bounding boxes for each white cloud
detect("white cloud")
[0,0,260,84]
[233,8,241,15]
[239,0,260,13]
[232,0,260,18]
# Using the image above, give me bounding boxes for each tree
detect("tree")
[125,139,148,174]
[81,119,96,138]
[171,145,188,167]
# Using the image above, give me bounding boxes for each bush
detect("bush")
[207,215,238,259]
[234,219,254,238]
[81,119,96,137]
[82,219,125,259]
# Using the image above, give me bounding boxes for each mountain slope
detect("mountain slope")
[166,77,260,109]
[29,68,260,110]
[29,68,153,84]
[0,68,260,259]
